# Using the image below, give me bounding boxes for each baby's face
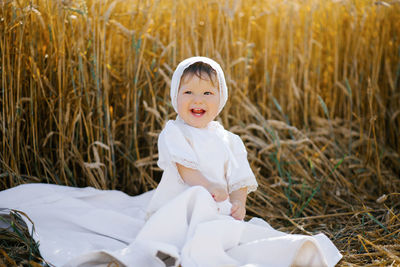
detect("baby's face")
[177,73,220,128]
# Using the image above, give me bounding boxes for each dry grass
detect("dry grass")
[0,0,399,266]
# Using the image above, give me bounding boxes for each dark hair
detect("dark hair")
[181,62,217,86]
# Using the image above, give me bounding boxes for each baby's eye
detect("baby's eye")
[204,91,213,95]
[183,90,192,94]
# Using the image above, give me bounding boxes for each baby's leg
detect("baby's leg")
[291,240,326,267]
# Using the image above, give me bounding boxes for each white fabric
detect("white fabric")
[146,118,258,216]
[0,117,342,266]
[0,184,342,267]
[0,183,152,266]
[170,57,228,114]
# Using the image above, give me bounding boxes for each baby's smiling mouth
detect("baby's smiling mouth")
[191,108,206,116]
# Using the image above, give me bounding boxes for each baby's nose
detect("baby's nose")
[193,95,204,104]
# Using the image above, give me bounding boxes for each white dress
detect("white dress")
[146,118,258,217]
[0,119,343,267]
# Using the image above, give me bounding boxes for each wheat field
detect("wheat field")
[0,0,399,265]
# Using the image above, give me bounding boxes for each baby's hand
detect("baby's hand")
[230,200,246,220]
[206,183,228,202]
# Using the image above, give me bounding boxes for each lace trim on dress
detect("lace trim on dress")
[171,155,199,185]
[228,178,258,194]
[171,155,198,170]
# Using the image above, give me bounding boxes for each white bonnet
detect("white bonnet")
[170,56,228,114]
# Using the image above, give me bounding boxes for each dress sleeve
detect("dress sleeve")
[157,120,199,172]
[226,133,258,194]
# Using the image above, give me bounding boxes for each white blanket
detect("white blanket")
[0,183,342,267]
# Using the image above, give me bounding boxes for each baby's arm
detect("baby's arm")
[229,187,247,220]
[176,163,228,202]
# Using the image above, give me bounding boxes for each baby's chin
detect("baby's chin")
[185,119,210,129]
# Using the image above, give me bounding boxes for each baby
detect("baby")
[146,57,258,220]
[144,58,342,267]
